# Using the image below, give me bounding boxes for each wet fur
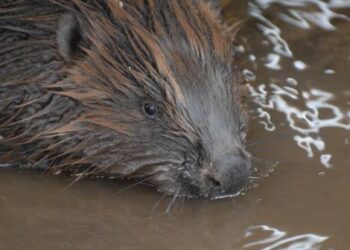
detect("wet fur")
[0,0,249,197]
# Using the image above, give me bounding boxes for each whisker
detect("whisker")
[125,154,183,165]
[60,166,95,192]
[165,185,181,214]
[247,135,293,148]
[115,177,151,195]
[251,156,274,164]
[150,193,167,213]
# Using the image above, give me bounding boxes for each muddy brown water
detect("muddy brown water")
[1,1,350,249]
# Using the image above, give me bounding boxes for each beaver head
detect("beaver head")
[1,0,250,198]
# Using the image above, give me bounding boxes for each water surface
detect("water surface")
[0,1,349,249]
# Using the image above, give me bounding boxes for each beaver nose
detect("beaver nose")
[208,152,250,194]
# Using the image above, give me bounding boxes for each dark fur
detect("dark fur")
[0,0,250,198]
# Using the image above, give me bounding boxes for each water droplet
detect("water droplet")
[286,77,298,85]
[249,54,257,61]
[318,172,326,176]
[324,69,335,74]
[265,53,281,70]
[294,60,307,70]
[235,45,245,53]
[243,69,257,82]
[320,154,332,168]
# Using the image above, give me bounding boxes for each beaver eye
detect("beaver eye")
[144,103,157,117]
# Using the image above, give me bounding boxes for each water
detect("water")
[0,1,349,249]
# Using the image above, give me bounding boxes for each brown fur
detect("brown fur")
[0,0,249,197]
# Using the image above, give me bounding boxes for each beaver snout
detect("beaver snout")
[206,151,250,196]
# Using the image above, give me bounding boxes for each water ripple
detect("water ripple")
[243,225,329,250]
[249,82,350,163]
[254,0,350,30]
[246,0,350,167]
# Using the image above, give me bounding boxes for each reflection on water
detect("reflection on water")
[254,0,350,30]
[250,84,350,161]
[237,1,350,249]
[248,1,293,59]
[243,225,329,250]
[245,0,350,168]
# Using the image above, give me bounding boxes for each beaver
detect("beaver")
[0,0,250,198]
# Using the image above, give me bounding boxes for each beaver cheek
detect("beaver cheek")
[151,172,182,195]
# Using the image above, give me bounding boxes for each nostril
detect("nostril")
[206,175,222,188]
[209,152,250,194]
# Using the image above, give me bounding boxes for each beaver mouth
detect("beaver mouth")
[163,153,251,198]
[177,176,248,199]
[176,184,244,199]
[155,180,246,199]
[152,164,250,199]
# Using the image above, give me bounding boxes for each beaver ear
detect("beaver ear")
[57,13,84,61]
